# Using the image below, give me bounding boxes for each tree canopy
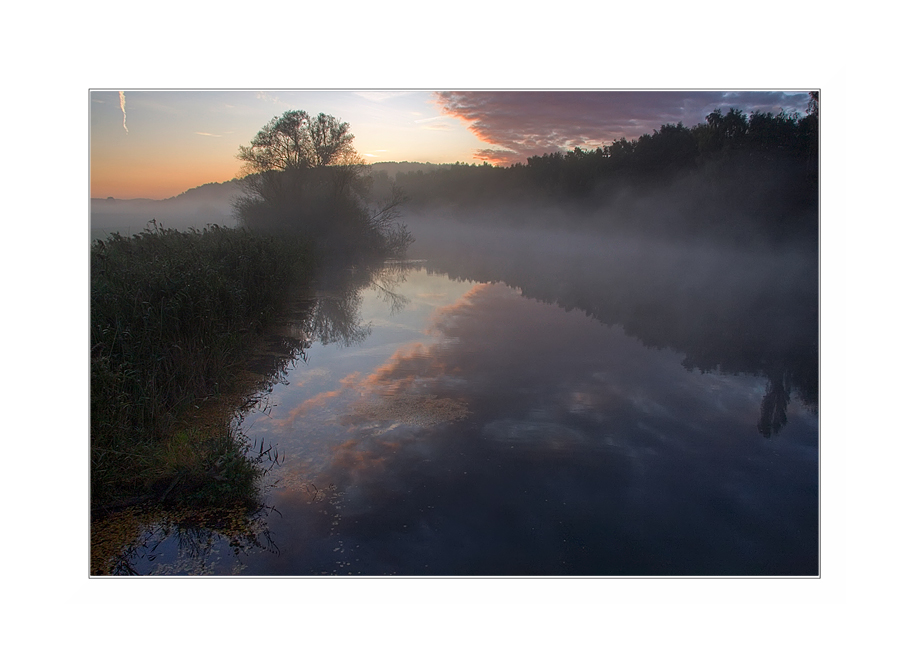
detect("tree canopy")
[234,110,411,259]
[237,110,358,174]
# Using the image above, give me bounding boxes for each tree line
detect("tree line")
[230,101,818,245]
[519,103,818,192]
[391,97,819,243]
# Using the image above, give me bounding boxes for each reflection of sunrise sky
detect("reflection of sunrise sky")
[91,90,811,198]
[238,267,480,470]
[239,268,818,575]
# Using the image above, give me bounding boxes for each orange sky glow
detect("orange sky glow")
[90,90,812,200]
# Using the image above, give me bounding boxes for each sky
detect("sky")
[90,90,812,199]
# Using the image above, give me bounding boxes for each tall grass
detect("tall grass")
[91,222,314,508]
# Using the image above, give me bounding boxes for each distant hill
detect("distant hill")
[91,180,245,239]
[162,179,245,204]
[367,162,451,177]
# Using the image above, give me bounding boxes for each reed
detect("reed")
[91,222,314,508]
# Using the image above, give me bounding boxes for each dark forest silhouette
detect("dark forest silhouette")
[388,100,818,245]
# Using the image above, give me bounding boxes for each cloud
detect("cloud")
[195,131,222,137]
[119,91,128,134]
[414,115,449,124]
[415,115,457,132]
[435,91,811,165]
[419,123,453,132]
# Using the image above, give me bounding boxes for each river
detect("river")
[97,223,819,576]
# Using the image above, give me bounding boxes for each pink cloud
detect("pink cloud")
[435,91,811,165]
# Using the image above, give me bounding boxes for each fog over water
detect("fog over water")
[237,238,817,575]
[91,167,818,575]
[89,169,818,442]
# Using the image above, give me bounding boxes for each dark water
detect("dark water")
[109,225,818,576]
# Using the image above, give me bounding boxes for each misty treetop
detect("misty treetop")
[392,103,819,244]
[234,110,412,258]
[237,110,359,173]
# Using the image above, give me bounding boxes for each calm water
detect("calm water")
[109,227,819,576]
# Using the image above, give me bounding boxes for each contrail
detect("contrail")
[119,91,128,133]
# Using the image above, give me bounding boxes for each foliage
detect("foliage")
[91,222,314,507]
[234,110,413,259]
[237,110,357,173]
[390,99,819,243]
[93,110,417,511]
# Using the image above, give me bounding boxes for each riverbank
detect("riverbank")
[91,222,316,513]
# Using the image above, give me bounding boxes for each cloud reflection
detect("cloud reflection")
[315,277,803,482]
[250,271,817,575]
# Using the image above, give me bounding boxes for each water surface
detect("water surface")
[108,230,818,575]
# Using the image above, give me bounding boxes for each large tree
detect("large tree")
[235,110,366,231]
[234,110,411,258]
[237,110,358,173]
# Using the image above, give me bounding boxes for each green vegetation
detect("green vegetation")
[92,110,413,515]
[91,222,314,510]
[392,103,819,244]
[234,109,412,258]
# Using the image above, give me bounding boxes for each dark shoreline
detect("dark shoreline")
[90,223,316,513]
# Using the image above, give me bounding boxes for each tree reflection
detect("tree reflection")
[415,226,817,437]
[301,291,372,347]
[758,369,792,438]
[287,261,409,349]
[100,503,282,576]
